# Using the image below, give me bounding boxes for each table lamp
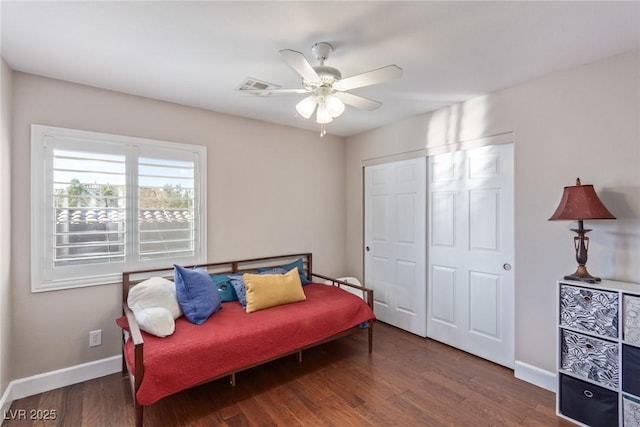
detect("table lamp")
[548,178,616,283]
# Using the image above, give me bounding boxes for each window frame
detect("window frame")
[31,124,207,292]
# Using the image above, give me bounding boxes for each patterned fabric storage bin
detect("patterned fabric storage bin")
[624,295,640,344]
[559,374,618,427]
[560,284,619,338]
[561,329,619,389]
[624,395,640,427]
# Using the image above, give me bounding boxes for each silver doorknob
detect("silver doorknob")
[503,263,511,271]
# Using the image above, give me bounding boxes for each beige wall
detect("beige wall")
[345,50,640,373]
[10,72,346,379]
[1,58,13,395]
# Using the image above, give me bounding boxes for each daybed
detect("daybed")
[118,253,375,427]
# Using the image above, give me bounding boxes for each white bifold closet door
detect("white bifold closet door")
[427,143,514,368]
[364,158,427,337]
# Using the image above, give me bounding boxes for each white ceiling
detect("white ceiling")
[2,1,639,137]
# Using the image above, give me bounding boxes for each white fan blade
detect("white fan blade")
[239,88,309,95]
[334,92,382,111]
[279,49,320,82]
[335,65,403,91]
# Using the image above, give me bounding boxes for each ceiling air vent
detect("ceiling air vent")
[237,77,280,96]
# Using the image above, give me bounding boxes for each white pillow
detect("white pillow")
[127,277,182,337]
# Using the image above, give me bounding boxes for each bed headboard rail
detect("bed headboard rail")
[122,253,312,304]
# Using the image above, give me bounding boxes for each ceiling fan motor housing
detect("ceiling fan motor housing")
[313,66,341,83]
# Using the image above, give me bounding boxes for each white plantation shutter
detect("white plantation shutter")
[31,125,207,292]
[52,149,127,268]
[137,148,200,261]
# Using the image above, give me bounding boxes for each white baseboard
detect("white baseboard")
[0,384,13,421]
[514,360,556,392]
[0,355,122,412]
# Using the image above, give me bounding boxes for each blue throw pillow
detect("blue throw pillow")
[174,265,221,325]
[256,258,311,285]
[210,273,238,302]
[229,275,247,308]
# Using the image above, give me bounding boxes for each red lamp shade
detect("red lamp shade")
[548,178,616,221]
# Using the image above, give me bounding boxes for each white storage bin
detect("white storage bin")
[624,294,640,345]
[624,395,640,427]
[561,329,619,389]
[560,284,618,338]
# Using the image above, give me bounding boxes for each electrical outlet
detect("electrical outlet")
[89,330,102,347]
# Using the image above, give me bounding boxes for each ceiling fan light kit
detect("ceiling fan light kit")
[239,41,403,136]
[325,93,345,117]
[295,95,317,119]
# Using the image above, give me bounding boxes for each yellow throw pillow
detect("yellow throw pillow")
[243,267,306,313]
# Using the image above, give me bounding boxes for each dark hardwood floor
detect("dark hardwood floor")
[3,322,574,426]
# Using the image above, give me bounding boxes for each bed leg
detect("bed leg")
[297,351,302,363]
[135,402,143,427]
[230,373,236,387]
[368,323,373,354]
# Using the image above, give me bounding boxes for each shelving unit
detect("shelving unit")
[557,279,640,426]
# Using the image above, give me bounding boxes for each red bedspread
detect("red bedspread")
[122,283,375,405]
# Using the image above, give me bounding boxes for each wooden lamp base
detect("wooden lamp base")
[564,264,601,284]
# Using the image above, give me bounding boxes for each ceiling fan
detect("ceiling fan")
[239,42,403,136]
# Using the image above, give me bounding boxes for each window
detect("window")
[31,125,207,292]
